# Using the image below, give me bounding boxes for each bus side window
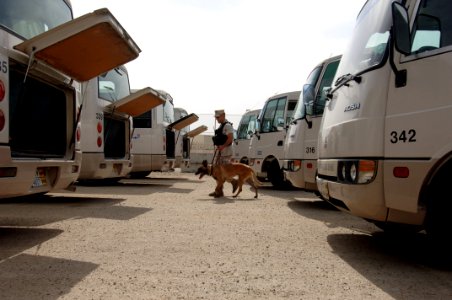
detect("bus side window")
[411,1,452,53]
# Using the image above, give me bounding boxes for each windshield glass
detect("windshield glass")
[98,68,131,103]
[163,100,175,124]
[334,0,395,81]
[293,66,322,120]
[175,109,189,132]
[237,113,258,140]
[0,0,72,39]
[260,97,287,133]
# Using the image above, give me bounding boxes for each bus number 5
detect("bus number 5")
[1,61,7,73]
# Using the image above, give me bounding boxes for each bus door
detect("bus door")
[384,1,452,212]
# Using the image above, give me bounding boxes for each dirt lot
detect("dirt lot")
[0,171,451,299]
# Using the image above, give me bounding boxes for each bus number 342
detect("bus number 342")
[390,129,416,144]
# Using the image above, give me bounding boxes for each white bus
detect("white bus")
[282,55,341,192]
[232,109,260,165]
[174,107,203,168]
[130,91,174,178]
[130,92,198,177]
[317,0,452,237]
[248,91,299,188]
[78,66,164,181]
[0,1,139,198]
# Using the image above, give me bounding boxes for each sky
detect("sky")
[71,0,366,133]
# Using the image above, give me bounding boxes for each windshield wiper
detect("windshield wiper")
[336,73,362,87]
[327,73,362,100]
[290,116,304,124]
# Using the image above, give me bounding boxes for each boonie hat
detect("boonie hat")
[214,109,225,117]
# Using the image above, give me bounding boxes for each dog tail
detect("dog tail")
[252,171,263,187]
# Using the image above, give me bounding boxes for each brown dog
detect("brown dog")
[195,160,261,198]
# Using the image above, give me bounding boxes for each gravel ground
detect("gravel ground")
[0,171,451,299]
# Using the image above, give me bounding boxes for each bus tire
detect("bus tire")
[239,158,249,165]
[268,160,291,189]
[129,171,151,179]
[424,161,452,255]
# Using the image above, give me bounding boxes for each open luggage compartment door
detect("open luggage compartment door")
[106,87,166,117]
[168,113,199,131]
[186,125,208,138]
[14,8,140,82]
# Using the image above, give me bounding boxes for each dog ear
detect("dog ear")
[202,160,208,168]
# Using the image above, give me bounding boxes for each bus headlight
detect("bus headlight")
[338,160,376,184]
[350,163,357,182]
[289,160,302,172]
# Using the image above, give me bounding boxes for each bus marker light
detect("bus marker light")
[0,80,5,101]
[0,110,4,131]
[76,127,81,141]
[71,165,79,173]
[0,167,17,177]
[97,136,102,147]
[97,122,102,133]
[393,167,409,178]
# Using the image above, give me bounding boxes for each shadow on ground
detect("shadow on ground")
[328,232,452,299]
[0,195,151,226]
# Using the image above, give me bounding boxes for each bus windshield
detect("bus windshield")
[98,68,131,103]
[334,0,393,80]
[293,66,322,120]
[237,113,258,140]
[163,100,175,124]
[0,0,72,39]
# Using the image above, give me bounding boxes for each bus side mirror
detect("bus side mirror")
[392,2,411,55]
[255,130,260,140]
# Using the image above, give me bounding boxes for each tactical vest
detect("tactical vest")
[212,121,232,146]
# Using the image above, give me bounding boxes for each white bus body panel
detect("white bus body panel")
[284,116,322,189]
[131,105,168,173]
[250,130,285,178]
[317,66,392,221]
[384,51,452,215]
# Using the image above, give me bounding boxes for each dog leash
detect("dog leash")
[210,149,218,176]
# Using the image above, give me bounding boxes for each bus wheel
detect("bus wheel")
[425,182,451,243]
[239,158,249,165]
[268,160,291,189]
[424,171,452,265]
[129,171,151,179]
